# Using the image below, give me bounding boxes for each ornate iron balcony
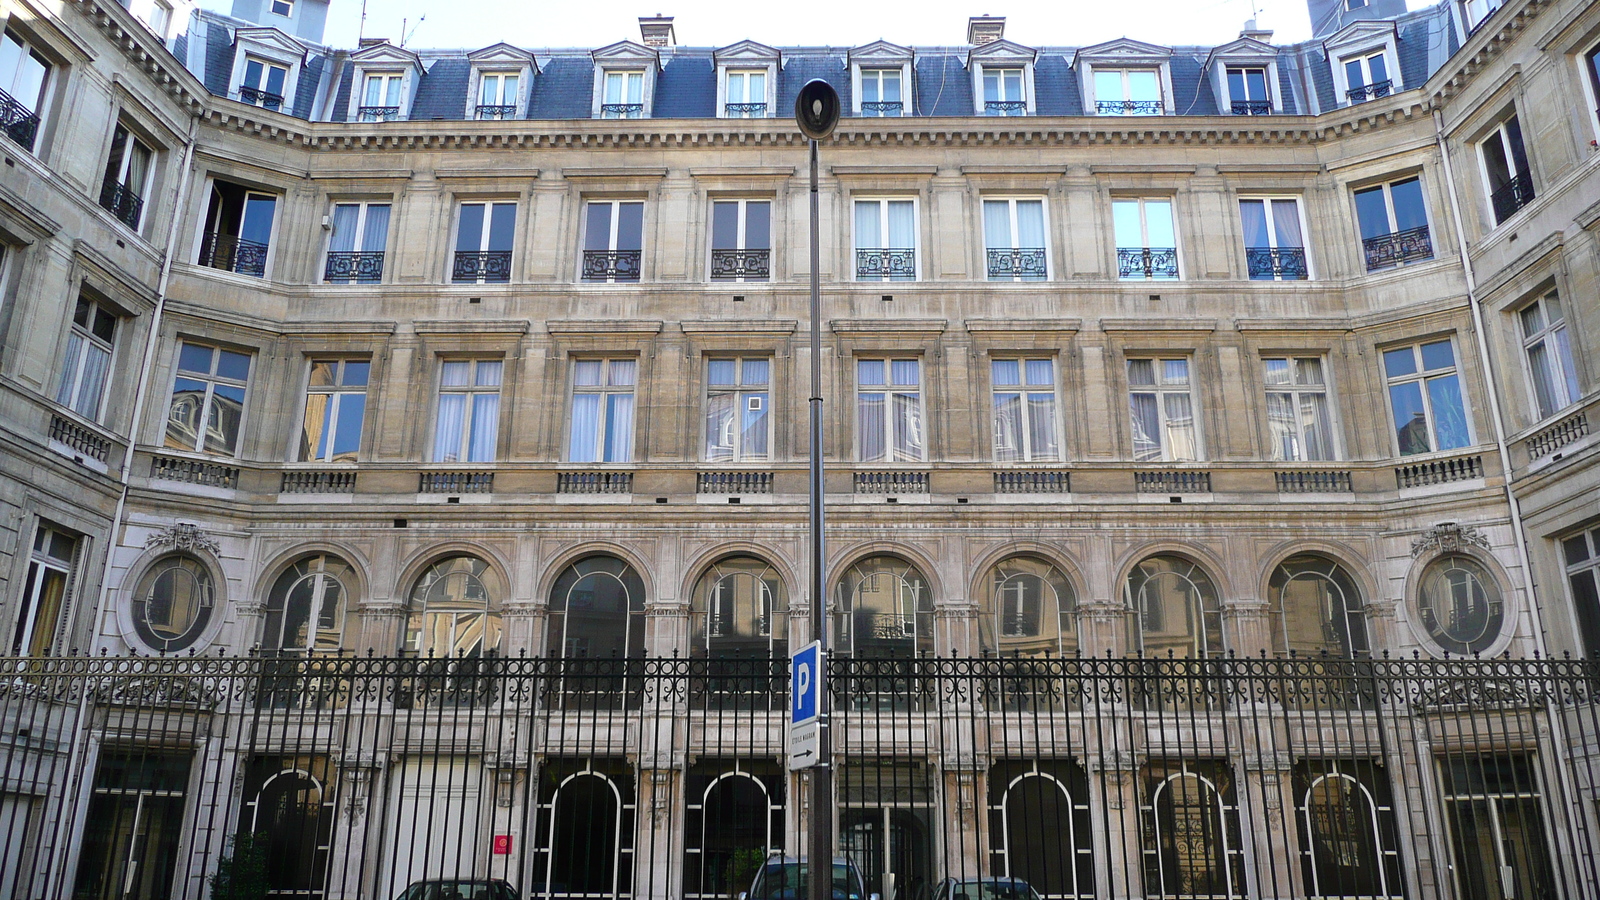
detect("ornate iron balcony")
[984,100,1027,115]
[600,103,643,118]
[860,101,903,116]
[198,232,269,277]
[986,247,1048,280]
[1490,175,1535,223]
[476,104,519,120]
[1245,247,1308,280]
[452,250,512,283]
[724,102,767,117]
[1362,225,1432,271]
[238,86,285,110]
[582,249,642,282]
[710,248,770,280]
[1346,80,1392,104]
[357,105,401,122]
[1097,100,1163,115]
[1231,100,1272,115]
[0,88,40,151]
[855,247,917,280]
[324,251,386,284]
[1117,247,1179,279]
[99,180,144,230]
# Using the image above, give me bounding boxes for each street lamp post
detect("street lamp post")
[795,78,840,900]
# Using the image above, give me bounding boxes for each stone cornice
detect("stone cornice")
[67,0,210,117]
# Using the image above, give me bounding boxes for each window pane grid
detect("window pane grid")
[1128,357,1199,462]
[165,342,250,456]
[858,358,924,463]
[1263,357,1335,461]
[1520,292,1580,420]
[571,358,637,463]
[1383,340,1470,456]
[706,356,772,462]
[434,359,501,464]
[992,358,1059,462]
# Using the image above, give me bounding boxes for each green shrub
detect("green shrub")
[209,832,270,900]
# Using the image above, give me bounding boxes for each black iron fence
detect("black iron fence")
[2,655,1598,900]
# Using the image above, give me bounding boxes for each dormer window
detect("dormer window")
[467,44,537,122]
[1323,22,1401,109]
[1094,70,1162,115]
[725,70,767,118]
[984,69,1026,115]
[860,70,904,116]
[850,41,914,118]
[601,70,645,118]
[1226,68,1270,114]
[242,57,288,110]
[592,41,659,120]
[1343,51,1390,103]
[714,41,780,120]
[969,39,1038,117]
[358,72,403,122]
[1077,38,1174,118]
[476,72,520,120]
[229,28,307,116]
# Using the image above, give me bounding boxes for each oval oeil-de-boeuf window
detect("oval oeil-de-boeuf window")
[1417,555,1504,655]
[132,555,216,652]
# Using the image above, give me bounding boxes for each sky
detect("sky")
[198,0,1420,51]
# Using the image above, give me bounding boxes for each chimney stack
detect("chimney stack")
[1239,19,1274,41]
[639,15,676,48]
[967,15,1005,45]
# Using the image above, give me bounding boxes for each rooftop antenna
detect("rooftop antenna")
[401,14,426,48]
[357,0,368,43]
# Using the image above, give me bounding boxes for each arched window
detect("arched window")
[1292,760,1404,899]
[980,557,1077,658]
[242,757,335,897]
[1126,555,1223,657]
[263,554,356,653]
[1144,761,1244,899]
[988,761,1093,899]
[1416,555,1504,655]
[835,556,933,657]
[404,555,503,657]
[535,762,635,899]
[691,557,787,658]
[1269,555,1368,657]
[685,761,783,899]
[131,555,215,652]
[548,556,646,659]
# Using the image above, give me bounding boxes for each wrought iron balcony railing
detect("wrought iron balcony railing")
[724,102,767,117]
[238,85,285,110]
[599,103,643,118]
[0,88,40,150]
[1116,247,1179,279]
[1346,80,1392,104]
[1231,99,1273,115]
[324,251,386,284]
[476,104,519,120]
[356,105,401,122]
[198,232,269,277]
[1490,175,1535,223]
[582,249,642,282]
[855,247,917,280]
[1245,246,1308,280]
[986,247,1048,280]
[98,180,144,230]
[710,248,770,280]
[984,100,1027,115]
[1361,225,1432,271]
[451,250,512,283]
[1097,99,1163,115]
[860,101,903,116]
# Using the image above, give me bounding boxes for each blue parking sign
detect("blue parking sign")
[790,641,822,725]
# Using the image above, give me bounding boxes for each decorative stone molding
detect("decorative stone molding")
[144,522,220,556]
[1409,522,1490,558]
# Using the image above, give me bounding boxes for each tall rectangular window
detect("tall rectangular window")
[1264,357,1335,461]
[705,357,770,462]
[1128,357,1199,461]
[1382,339,1471,456]
[992,358,1059,463]
[1520,292,1580,420]
[983,67,1026,115]
[1095,69,1161,115]
[1113,198,1178,279]
[1481,115,1535,224]
[857,358,924,463]
[240,56,289,110]
[477,72,520,119]
[983,198,1047,281]
[199,181,277,277]
[1239,198,1308,280]
[300,359,368,463]
[1563,527,1600,658]
[358,72,403,121]
[11,524,76,656]
[860,69,903,116]
[100,124,153,231]
[324,201,390,284]
[56,297,117,421]
[582,200,643,283]
[710,199,770,282]
[452,201,515,284]
[569,358,636,463]
[0,29,52,151]
[1226,67,1270,114]
[433,359,501,464]
[166,342,251,456]
[1354,177,1431,271]
[600,70,644,118]
[1342,50,1390,104]
[724,70,767,117]
[854,199,917,281]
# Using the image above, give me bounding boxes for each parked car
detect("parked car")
[740,855,879,900]
[929,877,1041,900]
[395,879,520,900]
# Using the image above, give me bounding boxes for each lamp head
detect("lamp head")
[794,79,840,140]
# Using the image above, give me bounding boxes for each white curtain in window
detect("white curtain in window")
[855,201,881,248]
[1163,393,1197,461]
[361,205,391,252]
[569,393,600,462]
[1016,201,1045,249]
[75,343,110,416]
[1028,393,1058,459]
[328,204,360,253]
[893,393,923,460]
[983,201,1012,249]
[1271,199,1303,248]
[993,392,1022,461]
[434,394,465,462]
[467,393,498,462]
[1266,392,1298,460]
[858,392,886,462]
[705,392,735,460]
[1239,200,1269,248]
[1130,392,1161,461]
[887,201,915,249]
[1299,392,1333,460]
[604,393,634,462]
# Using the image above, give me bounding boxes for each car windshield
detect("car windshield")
[751,863,865,900]
[948,881,1035,900]
[401,882,507,900]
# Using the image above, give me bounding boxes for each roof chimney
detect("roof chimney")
[357,37,389,48]
[639,15,676,48]
[967,15,1005,45]
[1239,19,1274,41]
